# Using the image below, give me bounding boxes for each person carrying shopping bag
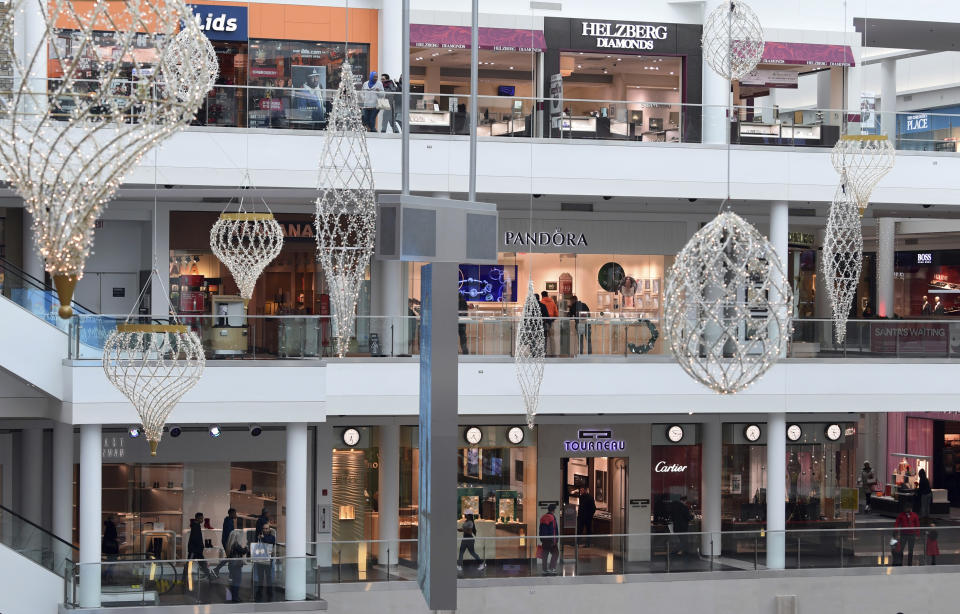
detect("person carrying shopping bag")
[360,71,384,131]
[251,521,277,602]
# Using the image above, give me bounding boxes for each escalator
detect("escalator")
[0,504,76,614]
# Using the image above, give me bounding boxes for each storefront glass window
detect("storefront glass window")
[247,40,369,129]
[651,444,701,530]
[332,428,379,547]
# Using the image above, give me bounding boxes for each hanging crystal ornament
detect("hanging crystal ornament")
[0,0,213,318]
[165,25,220,103]
[102,272,205,455]
[664,212,793,394]
[515,281,545,428]
[830,135,895,214]
[822,182,863,345]
[210,178,284,309]
[702,0,765,81]
[315,62,376,357]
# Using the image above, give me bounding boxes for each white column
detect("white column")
[701,0,730,145]
[880,59,896,139]
[372,259,407,355]
[315,424,333,567]
[770,201,789,357]
[766,413,786,570]
[79,424,101,608]
[379,0,402,79]
[700,418,722,557]
[52,422,74,541]
[285,423,308,601]
[20,427,44,526]
[151,203,170,318]
[378,422,399,567]
[877,218,895,318]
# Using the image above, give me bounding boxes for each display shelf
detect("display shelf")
[229,489,277,502]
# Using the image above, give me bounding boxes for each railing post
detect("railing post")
[754,535,758,570]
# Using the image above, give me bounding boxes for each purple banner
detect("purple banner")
[410,24,546,51]
[762,41,855,67]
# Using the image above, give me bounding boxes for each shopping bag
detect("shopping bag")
[250,541,273,564]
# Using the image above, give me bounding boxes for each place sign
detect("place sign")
[571,19,676,54]
[904,113,930,133]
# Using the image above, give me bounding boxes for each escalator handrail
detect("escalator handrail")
[0,256,99,315]
[0,504,77,552]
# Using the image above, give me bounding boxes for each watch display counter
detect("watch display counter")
[732,121,840,147]
[408,109,451,134]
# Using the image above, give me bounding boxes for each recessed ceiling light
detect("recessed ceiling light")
[510,66,514,69]
[670,71,674,75]
[577,64,581,68]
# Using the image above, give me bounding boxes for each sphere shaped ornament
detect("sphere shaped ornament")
[830,135,895,214]
[165,26,220,103]
[702,0,765,81]
[664,211,792,394]
[102,324,206,455]
[0,0,213,315]
[515,281,545,429]
[210,209,284,303]
[822,183,863,345]
[315,62,376,357]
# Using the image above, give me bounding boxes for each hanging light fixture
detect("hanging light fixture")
[165,25,220,104]
[315,62,376,357]
[702,0,765,81]
[0,0,213,318]
[210,177,284,309]
[515,281,545,428]
[830,135,896,214]
[822,182,863,345]
[664,212,793,394]
[102,272,205,455]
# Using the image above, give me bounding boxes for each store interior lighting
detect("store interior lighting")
[209,425,222,438]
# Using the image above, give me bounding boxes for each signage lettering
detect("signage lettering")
[563,428,625,453]
[918,253,932,264]
[504,228,588,248]
[874,326,944,338]
[580,21,669,51]
[195,12,238,33]
[906,113,929,132]
[654,461,687,473]
[188,4,247,41]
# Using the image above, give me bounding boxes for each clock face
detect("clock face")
[825,424,842,441]
[465,427,483,445]
[507,427,525,445]
[787,424,803,442]
[744,424,761,442]
[667,425,684,443]
[342,428,360,447]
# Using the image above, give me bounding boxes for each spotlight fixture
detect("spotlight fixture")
[168,425,182,438]
[128,426,141,438]
[249,424,263,437]
[208,425,222,438]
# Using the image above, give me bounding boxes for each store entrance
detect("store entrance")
[561,457,627,573]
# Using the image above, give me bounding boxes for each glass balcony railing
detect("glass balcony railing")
[0,505,77,579]
[67,314,960,361]
[0,257,98,333]
[64,525,959,606]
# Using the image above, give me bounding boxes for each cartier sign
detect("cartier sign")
[580,20,669,50]
[654,461,687,473]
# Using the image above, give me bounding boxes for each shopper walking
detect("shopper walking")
[380,73,400,133]
[926,522,940,565]
[213,508,237,575]
[916,468,932,518]
[360,71,384,131]
[456,513,485,572]
[538,503,560,575]
[255,507,269,538]
[225,529,248,602]
[102,515,119,580]
[182,512,214,589]
[568,295,592,355]
[540,290,558,356]
[671,496,694,555]
[577,488,597,547]
[253,521,277,602]
[859,461,878,513]
[895,505,920,566]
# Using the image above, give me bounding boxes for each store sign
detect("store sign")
[579,21,669,50]
[504,228,588,248]
[563,429,625,452]
[740,69,799,88]
[250,67,279,79]
[788,231,815,249]
[870,322,948,354]
[654,461,687,473]
[904,113,930,133]
[188,4,247,41]
[918,253,933,264]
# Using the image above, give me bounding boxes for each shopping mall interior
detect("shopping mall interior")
[6,1,960,614]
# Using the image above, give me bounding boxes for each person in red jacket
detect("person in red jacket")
[540,291,558,356]
[895,506,920,566]
[926,522,940,565]
[538,504,559,575]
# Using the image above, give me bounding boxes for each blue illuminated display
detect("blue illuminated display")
[458,264,517,302]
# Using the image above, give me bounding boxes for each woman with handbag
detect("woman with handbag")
[225,530,248,603]
[252,521,277,602]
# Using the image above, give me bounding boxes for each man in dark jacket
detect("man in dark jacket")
[671,497,694,555]
[255,508,269,538]
[537,294,550,354]
[214,508,237,574]
[568,295,592,354]
[577,488,597,547]
[182,512,214,587]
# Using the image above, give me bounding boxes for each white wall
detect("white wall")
[320,566,960,614]
[0,295,66,399]
[0,543,62,614]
